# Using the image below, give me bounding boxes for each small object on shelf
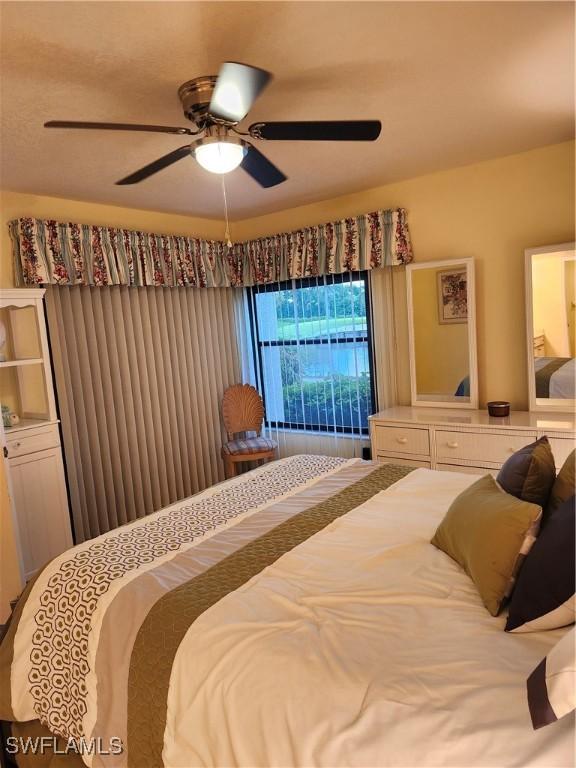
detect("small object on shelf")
[0,319,6,362]
[487,401,511,417]
[2,404,20,427]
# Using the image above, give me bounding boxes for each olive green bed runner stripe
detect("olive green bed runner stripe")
[127,462,413,767]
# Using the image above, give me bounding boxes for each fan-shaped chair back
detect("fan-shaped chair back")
[222,384,265,439]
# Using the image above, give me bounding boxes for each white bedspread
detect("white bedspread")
[164,468,574,767]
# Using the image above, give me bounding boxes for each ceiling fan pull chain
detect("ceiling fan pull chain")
[221,175,233,248]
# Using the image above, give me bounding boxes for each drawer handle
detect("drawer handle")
[447,441,459,449]
[12,441,21,449]
[396,437,408,445]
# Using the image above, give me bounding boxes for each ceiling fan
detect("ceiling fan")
[44,62,382,189]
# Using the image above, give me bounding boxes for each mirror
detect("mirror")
[406,258,478,408]
[525,243,575,413]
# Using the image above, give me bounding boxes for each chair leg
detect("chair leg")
[262,450,276,465]
[223,455,236,479]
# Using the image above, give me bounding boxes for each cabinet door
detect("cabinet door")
[9,448,72,580]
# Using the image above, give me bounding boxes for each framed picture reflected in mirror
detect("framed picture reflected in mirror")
[437,267,468,324]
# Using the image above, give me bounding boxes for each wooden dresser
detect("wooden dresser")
[369,406,576,475]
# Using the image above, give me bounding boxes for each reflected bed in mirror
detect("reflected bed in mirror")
[526,243,575,412]
[406,258,478,409]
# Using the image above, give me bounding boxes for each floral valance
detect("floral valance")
[9,209,412,289]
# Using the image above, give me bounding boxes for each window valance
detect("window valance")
[9,208,412,289]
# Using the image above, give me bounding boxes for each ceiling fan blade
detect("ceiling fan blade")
[116,145,191,185]
[249,120,382,141]
[45,120,195,135]
[209,62,271,123]
[240,144,286,188]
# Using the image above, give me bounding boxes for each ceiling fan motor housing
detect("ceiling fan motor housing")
[178,77,218,124]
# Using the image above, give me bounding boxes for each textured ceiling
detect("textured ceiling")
[0,1,573,220]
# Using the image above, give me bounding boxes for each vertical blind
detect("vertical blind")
[45,285,240,542]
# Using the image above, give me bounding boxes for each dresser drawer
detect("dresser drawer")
[376,453,431,469]
[6,425,60,458]
[435,430,536,466]
[437,462,498,477]
[372,425,430,457]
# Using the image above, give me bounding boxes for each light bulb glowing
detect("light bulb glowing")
[194,141,245,174]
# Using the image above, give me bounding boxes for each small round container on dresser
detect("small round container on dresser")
[487,401,511,417]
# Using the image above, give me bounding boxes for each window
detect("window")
[249,272,376,435]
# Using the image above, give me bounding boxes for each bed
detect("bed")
[0,456,573,768]
[534,356,575,399]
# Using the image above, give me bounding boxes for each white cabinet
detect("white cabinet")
[9,433,72,580]
[0,289,72,587]
[370,406,575,473]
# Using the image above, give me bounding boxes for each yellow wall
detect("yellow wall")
[412,267,469,396]
[532,252,572,357]
[237,141,575,410]
[0,191,224,288]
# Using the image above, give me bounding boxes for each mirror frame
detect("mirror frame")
[406,258,478,409]
[525,242,576,413]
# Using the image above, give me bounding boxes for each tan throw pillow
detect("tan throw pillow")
[547,450,575,519]
[431,474,542,616]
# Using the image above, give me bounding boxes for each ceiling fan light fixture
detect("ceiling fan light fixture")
[194,138,246,175]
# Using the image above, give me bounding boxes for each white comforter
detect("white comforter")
[164,468,573,767]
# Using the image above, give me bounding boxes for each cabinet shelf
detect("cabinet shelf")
[5,417,59,433]
[0,358,44,368]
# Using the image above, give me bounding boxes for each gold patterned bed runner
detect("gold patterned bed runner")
[127,462,413,767]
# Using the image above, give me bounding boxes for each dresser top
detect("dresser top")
[370,406,576,432]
